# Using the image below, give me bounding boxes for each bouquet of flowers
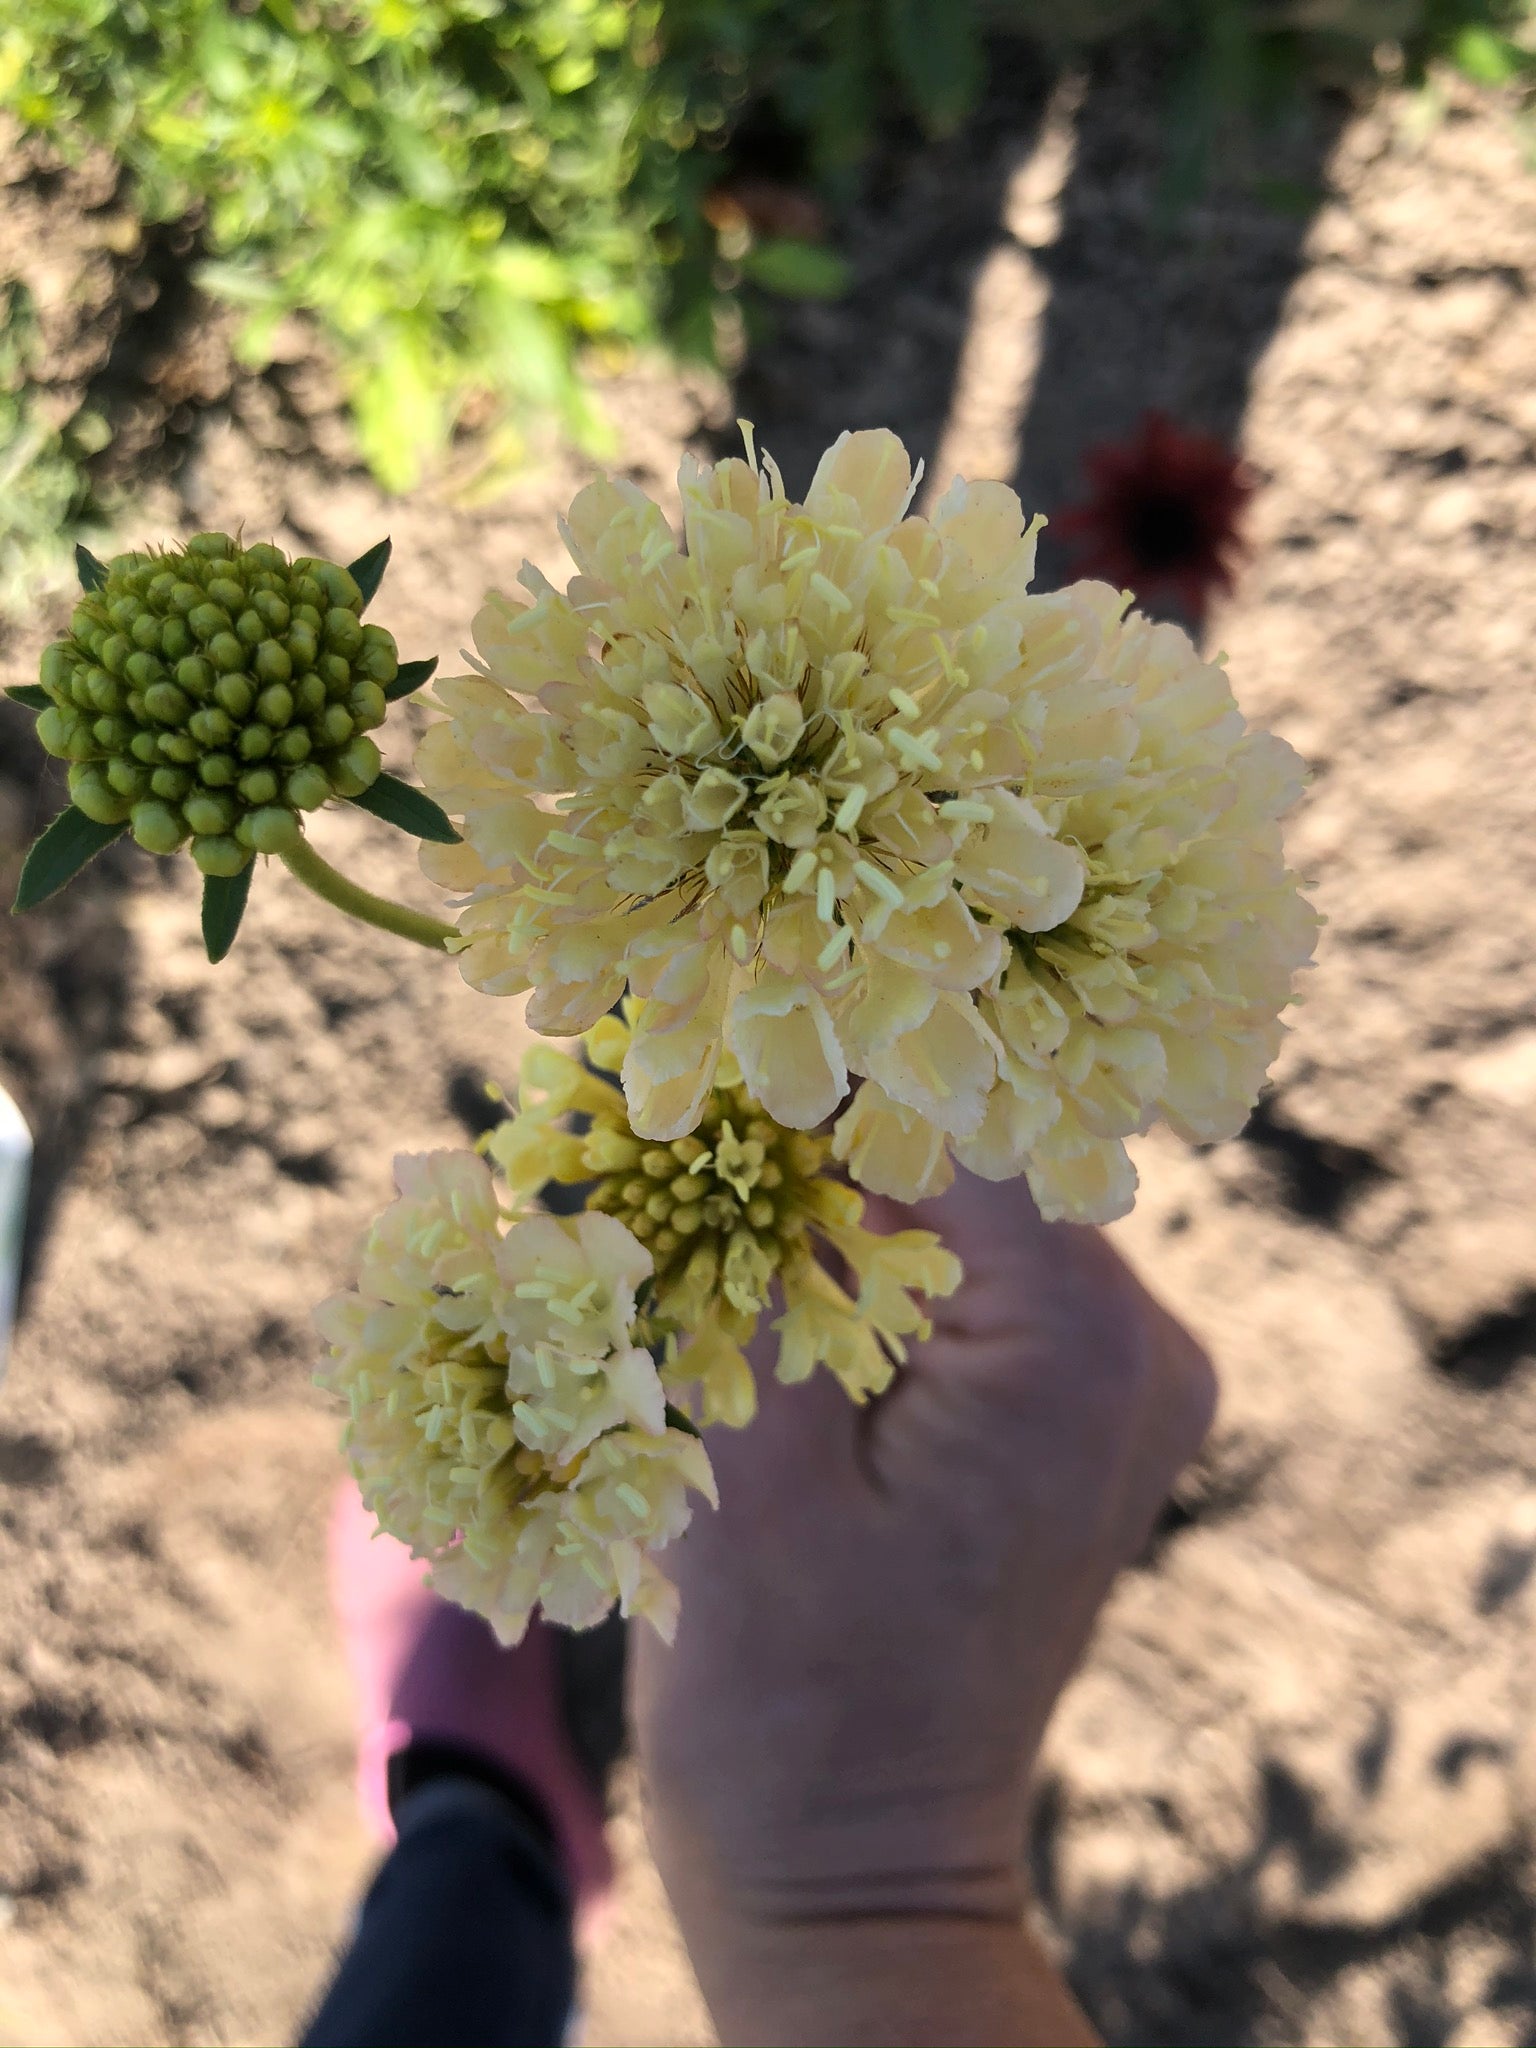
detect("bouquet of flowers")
[8,428,1317,1645]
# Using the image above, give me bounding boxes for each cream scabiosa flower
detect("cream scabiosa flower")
[489,1006,963,1427]
[314,1149,714,1644]
[418,426,1312,1223]
[418,428,1106,1147]
[834,582,1320,1222]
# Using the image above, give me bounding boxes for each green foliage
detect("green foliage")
[0,283,105,616]
[201,866,253,964]
[384,655,439,701]
[346,537,394,611]
[739,238,850,298]
[0,0,1532,545]
[0,0,947,526]
[347,771,460,843]
[11,806,125,913]
[3,0,686,491]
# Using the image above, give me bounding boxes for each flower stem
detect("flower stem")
[281,836,458,952]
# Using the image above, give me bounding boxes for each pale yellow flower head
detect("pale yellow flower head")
[419,428,1110,1145]
[834,582,1320,1221]
[314,1149,714,1644]
[419,426,1313,1226]
[488,1007,963,1425]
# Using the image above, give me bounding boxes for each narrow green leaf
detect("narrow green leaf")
[384,654,438,702]
[4,685,51,709]
[742,239,851,301]
[347,537,393,610]
[75,544,108,593]
[201,866,253,963]
[348,771,460,843]
[881,0,982,138]
[12,806,125,912]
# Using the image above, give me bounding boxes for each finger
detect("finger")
[1109,1298,1218,1562]
[861,1170,1057,1302]
[694,1310,862,1519]
[872,1212,1210,1520]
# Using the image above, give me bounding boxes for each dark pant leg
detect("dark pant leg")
[301,1774,576,2048]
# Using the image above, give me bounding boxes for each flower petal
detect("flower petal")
[861,991,999,1139]
[952,788,1086,932]
[805,428,917,529]
[832,1081,954,1202]
[726,973,849,1130]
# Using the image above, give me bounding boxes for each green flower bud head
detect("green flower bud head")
[67,764,129,824]
[241,806,303,855]
[130,801,188,855]
[31,535,393,868]
[285,764,331,811]
[192,833,248,877]
[16,530,453,966]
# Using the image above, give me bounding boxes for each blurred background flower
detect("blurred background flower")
[1054,409,1255,621]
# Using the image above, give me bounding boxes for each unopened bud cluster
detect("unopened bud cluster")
[586,1081,830,1340]
[35,534,396,875]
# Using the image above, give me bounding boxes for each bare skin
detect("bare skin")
[632,1167,1216,2046]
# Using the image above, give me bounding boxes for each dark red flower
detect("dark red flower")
[1055,411,1254,621]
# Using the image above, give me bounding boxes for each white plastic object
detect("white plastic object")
[0,1083,31,1390]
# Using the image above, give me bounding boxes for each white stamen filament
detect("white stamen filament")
[817,925,852,971]
[783,848,818,894]
[889,727,943,772]
[809,573,852,615]
[816,865,838,924]
[854,859,904,908]
[834,784,867,834]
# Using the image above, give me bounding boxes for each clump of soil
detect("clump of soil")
[2,36,1536,2046]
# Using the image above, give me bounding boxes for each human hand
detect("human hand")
[631,1168,1215,2041]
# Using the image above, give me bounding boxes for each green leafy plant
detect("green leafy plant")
[3,1,685,491]
[0,281,107,615]
[0,0,1531,550]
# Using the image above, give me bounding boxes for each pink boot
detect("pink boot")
[327,1481,615,1915]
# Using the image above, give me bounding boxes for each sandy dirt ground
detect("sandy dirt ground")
[1,37,1535,2046]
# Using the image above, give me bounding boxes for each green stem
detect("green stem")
[281,836,458,952]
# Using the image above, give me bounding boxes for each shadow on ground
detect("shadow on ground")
[1031,1745,1536,2047]
[732,30,1346,614]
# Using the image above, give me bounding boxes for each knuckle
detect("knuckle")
[1170,1335,1219,1460]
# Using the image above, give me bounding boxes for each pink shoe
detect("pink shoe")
[328,1481,615,1914]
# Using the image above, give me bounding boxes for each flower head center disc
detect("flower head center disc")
[588,1080,828,1333]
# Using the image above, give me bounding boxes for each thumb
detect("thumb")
[867,1191,1215,1533]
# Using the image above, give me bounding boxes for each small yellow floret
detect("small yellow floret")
[487,1006,964,1421]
